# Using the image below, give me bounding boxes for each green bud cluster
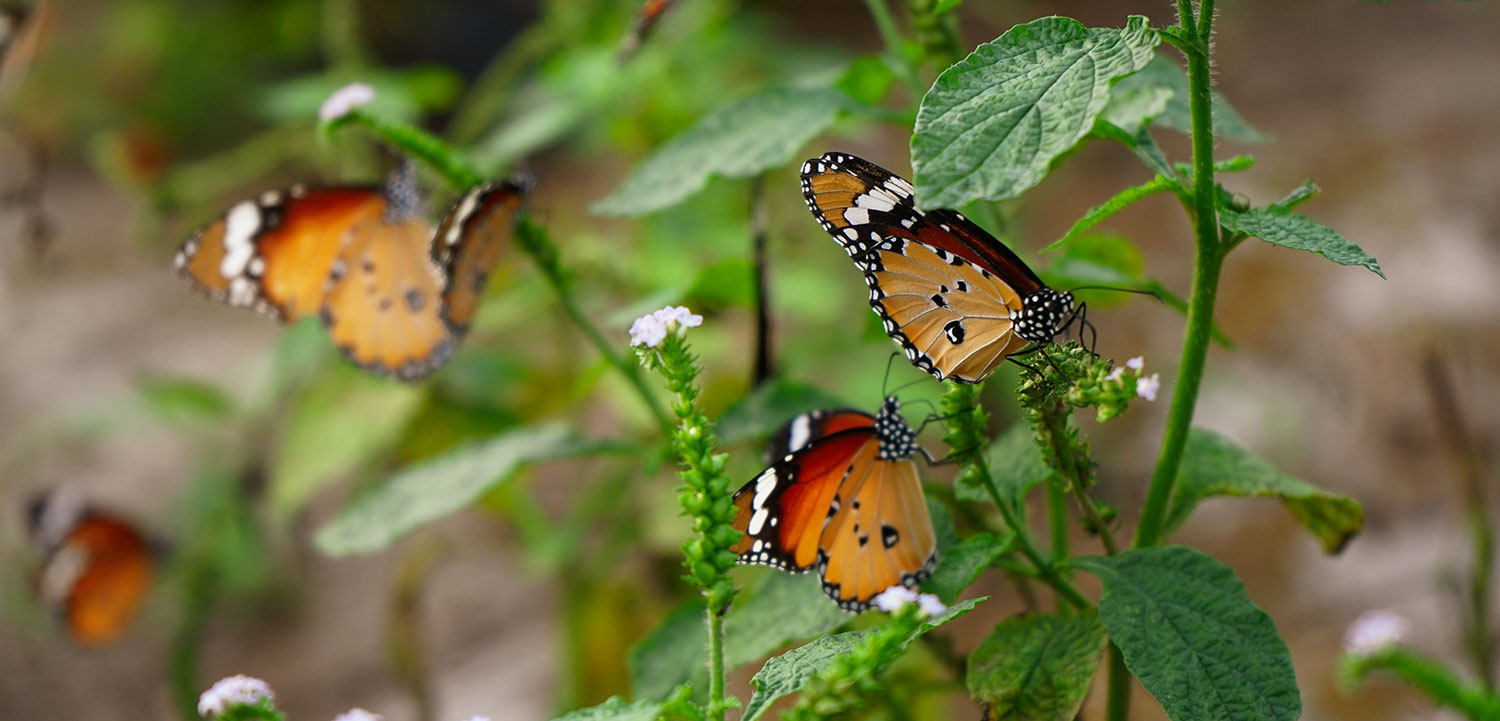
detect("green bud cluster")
[783,604,928,721]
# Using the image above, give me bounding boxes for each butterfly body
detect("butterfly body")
[175,175,524,381]
[28,491,156,646]
[732,398,937,611]
[801,153,1079,383]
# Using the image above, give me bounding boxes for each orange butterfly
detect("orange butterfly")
[29,490,157,645]
[731,398,938,611]
[174,168,526,381]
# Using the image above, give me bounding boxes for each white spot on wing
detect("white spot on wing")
[787,415,812,452]
[843,207,870,225]
[219,201,261,279]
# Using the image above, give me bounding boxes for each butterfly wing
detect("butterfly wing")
[732,427,880,573]
[321,215,457,381]
[39,515,155,645]
[174,186,385,320]
[800,152,1044,382]
[817,457,936,610]
[764,408,878,463]
[430,182,526,334]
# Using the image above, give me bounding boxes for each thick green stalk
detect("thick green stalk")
[1106,645,1131,721]
[1132,5,1223,550]
[707,608,726,721]
[1344,648,1500,719]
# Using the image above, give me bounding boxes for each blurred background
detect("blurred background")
[1,1,1497,720]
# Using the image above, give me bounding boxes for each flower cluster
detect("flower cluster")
[871,585,947,617]
[198,675,277,719]
[331,710,383,721]
[629,305,703,348]
[318,82,376,122]
[1342,609,1409,657]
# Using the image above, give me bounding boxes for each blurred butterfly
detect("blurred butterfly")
[28,490,158,645]
[731,397,937,611]
[617,0,679,62]
[800,152,1084,383]
[174,167,526,381]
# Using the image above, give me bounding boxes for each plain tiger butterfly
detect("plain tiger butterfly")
[800,152,1082,384]
[731,397,937,611]
[28,490,157,645]
[173,166,526,381]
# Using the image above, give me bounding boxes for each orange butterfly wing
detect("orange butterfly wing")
[42,516,155,645]
[817,458,935,609]
[431,182,526,334]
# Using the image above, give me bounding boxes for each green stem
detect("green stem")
[1047,481,1068,562]
[707,608,726,721]
[861,0,926,100]
[1106,644,1131,721]
[169,564,217,721]
[1347,648,1500,719]
[976,455,1088,610]
[1133,3,1223,550]
[321,0,367,71]
[516,218,672,433]
[323,109,483,189]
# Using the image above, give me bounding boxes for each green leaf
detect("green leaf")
[837,56,898,107]
[741,597,984,721]
[548,697,663,721]
[1092,119,1177,180]
[911,16,1159,208]
[314,425,622,556]
[1074,547,1301,721]
[1102,83,1173,137]
[593,86,847,216]
[957,424,1052,505]
[1167,428,1363,553]
[966,611,1109,721]
[136,375,236,426]
[1114,54,1270,143]
[925,531,1013,603]
[1272,180,1319,211]
[933,0,962,14]
[1046,176,1176,252]
[1219,207,1384,278]
[716,379,848,447]
[628,599,707,701]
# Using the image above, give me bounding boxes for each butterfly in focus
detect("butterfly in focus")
[731,397,937,611]
[174,167,526,381]
[800,152,1085,384]
[28,490,158,645]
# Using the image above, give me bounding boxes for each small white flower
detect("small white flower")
[461,717,491,721]
[873,585,919,612]
[319,82,376,122]
[332,709,384,721]
[198,675,274,718]
[1135,373,1161,402]
[1125,356,1145,371]
[1105,366,1125,383]
[653,305,703,330]
[1343,610,1410,656]
[629,313,667,347]
[916,593,947,618]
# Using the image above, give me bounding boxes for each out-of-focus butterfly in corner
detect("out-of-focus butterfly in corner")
[27,489,159,645]
[800,152,1090,384]
[174,165,527,381]
[617,0,679,62]
[731,397,938,611]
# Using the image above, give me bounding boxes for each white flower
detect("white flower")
[630,305,702,347]
[1343,610,1410,656]
[1125,356,1145,371]
[332,709,384,721]
[461,717,491,721]
[198,675,274,718]
[1105,366,1125,383]
[916,593,947,618]
[1135,373,1161,402]
[319,82,376,122]
[872,585,919,612]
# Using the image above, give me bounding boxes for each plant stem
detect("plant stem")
[1047,481,1069,562]
[976,455,1089,610]
[749,176,774,385]
[1346,648,1500,719]
[861,0,926,101]
[1133,3,1223,550]
[1106,644,1131,721]
[707,608,726,721]
[324,109,483,190]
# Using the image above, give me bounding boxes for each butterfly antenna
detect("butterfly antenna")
[1066,284,1163,303]
[881,352,900,397]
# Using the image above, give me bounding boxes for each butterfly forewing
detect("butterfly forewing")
[818,459,935,609]
[61,518,155,645]
[431,182,526,334]
[765,408,877,463]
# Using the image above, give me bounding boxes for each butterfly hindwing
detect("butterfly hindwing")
[431,181,526,334]
[30,493,155,645]
[818,457,935,610]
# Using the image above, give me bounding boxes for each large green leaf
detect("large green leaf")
[1167,428,1363,553]
[924,531,1013,603]
[628,572,850,701]
[1111,54,1270,143]
[593,86,847,216]
[1074,547,1301,721]
[314,425,621,556]
[911,16,1159,208]
[136,375,237,426]
[957,424,1052,505]
[549,697,663,721]
[741,597,984,721]
[966,611,1108,721]
[1220,207,1384,278]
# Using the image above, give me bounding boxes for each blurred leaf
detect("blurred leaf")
[956,424,1051,505]
[549,697,662,721]
[1045,177,1176,252]
[1115,54,1271,144]
[256,65,464,123]
[270,317,334,394]
[837,56,897,106]
[933,0,963,13]
[593,86,847,216]
[1166,428,1363,554]
[742,597,985,721]
[911,16,1158,208]
[1074,547,1301,721]
[315,425,626,556]
[1273,180,1320,211]
[136,375,236,426]
[1220,207,1384,278]
[924,531,1013,603]
[1091,119,1177,180]
[685,257,756,309]
[270,370,425,519]
[1102,84,1173,137]
[628,599,707,701]
[717,379,848,447]
[966,611,1108,721]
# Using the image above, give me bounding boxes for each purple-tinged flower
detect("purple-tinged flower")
[1125,356,1145,371]
[1105,366,1125,383]
[332,710,384,721]
[1136,373,1161,402]
[1343,610,1410,656]
[872,585,919,613]
[198,675,274,718]
[319,82,376,122]
[631,305,702,347]
[916,593,947,617]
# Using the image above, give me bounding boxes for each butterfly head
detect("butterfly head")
[1015,288,1077,346]
[874,397,917,461]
